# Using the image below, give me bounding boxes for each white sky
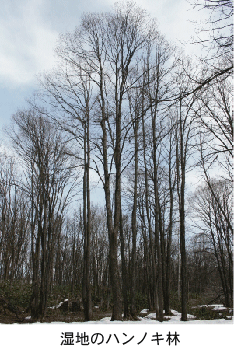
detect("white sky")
[0,0,209,131]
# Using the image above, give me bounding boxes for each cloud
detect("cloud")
[0,0,58,86]
[0,0,207,88]
[132,0,207,54]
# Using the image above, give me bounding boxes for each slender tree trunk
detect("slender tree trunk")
[176,97,188,321]
[39,195,48,320]
[99,59,122,321]
[130,109,139,319]
[82,106,93,321]
[142,110,157,313]
[179,167,187,321]
[151,107,164,322]
[164,133,175,315]
[86,109,93,320]
[120,213,129,318]
[139,201,153,311]
[30,165,40,320]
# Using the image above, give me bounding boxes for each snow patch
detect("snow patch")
[140,309,149,314]
[48,299,69,309]
[142,310,196,322]
[212,305,227,311]
[191,304,227,311]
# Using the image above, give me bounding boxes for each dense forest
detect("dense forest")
[0,0,233,323]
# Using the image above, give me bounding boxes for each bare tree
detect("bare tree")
[0,154,30,281]
[191,179,233,307]
[194,77,232,176]
[174,59,196,321]
[52,1,157,320]
[9,109,75,320]
[184,0,233,97]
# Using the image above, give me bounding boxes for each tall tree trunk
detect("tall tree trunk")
[179,165,187,321]
[99,59,122,321]
[164,132,175,315]
[151,107,164,322]
[39,196,48,320]
[141,110,157,312]
[176,97,188,321]
[120,213,129,318]
[30,166,40,320]
[86,109,93,320]
[82,106,93,321]
[130,109,139,319]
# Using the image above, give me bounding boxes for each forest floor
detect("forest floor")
[0,303,233,324]
[0,307,111,324]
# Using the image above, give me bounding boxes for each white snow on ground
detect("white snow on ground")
[75,314,232,324]
[44,304,233,324]
[140,309,149,314]
[48,308,233,324]
[145,310,196,322]
[211,305,227,311]
[191,304,227,311]
[48,299,69,310]
[82,309,232,324]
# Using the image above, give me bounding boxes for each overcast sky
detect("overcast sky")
[0,0,208,134]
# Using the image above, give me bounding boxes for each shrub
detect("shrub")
[0,280,32,308]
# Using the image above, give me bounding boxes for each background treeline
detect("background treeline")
[0,1,232,322]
